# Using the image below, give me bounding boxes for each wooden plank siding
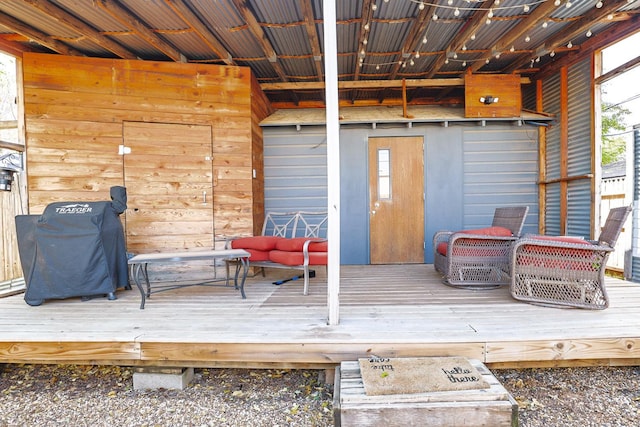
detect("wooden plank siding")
[0,181,24,282]
[22,53,270,253]
[1,264,640,369]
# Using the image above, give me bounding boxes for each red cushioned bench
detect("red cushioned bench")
[226,211,328,295]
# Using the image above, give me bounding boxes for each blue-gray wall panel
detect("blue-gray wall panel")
[264,122,540,265]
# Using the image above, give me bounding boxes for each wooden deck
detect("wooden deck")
[1,264,640,369]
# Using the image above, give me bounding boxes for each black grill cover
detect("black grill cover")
[16,186,129,306]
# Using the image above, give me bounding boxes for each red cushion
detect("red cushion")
[457,226,513,237]
[275,237,328,252]
[436,242,448,256]
[244,249,271,262]
[269,250,328,266]
[231,236,281,251]
[437,226,513,256]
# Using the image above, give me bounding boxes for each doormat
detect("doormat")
[358,356,490,396]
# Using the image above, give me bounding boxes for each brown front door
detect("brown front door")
[368,136,424,264]
[123,121,214,253]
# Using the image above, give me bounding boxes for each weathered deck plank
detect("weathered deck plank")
[1,264,640,368]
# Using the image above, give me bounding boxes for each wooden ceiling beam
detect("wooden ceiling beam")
[353,0,375,83]
[97,0,185,62]
[378,3,435,103]
[300,0,324,82]
[230,0,289,81]
[24,0,138,60]
[469,0,560,73]
[0,11,83,56]
[505,0,632,73]
[262,76,531,91]
[426,0,495,79]
[0,34,30,58]
[164,0,235,65]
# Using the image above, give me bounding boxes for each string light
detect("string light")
[359,0,596,73]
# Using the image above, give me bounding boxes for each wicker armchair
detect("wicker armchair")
[433,206,529,289]
[510,205,631,310]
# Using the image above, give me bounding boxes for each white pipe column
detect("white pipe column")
[323,0,340,325]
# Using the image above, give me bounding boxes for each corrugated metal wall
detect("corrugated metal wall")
[632,125,640,281]
[542,72,562,235]
[541,57,594,238]
[462,127,539,228]
[263,129,328,211]
[566,59,593,237]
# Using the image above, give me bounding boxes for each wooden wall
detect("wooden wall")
[0,175,24,282]
[22,53,271,253]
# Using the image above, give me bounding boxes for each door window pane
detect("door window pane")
[378,149,391,199]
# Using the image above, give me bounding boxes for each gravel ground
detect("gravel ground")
[1,363,640,426]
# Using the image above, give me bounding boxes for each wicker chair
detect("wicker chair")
[510,205,631,310]
[433,206,529,289]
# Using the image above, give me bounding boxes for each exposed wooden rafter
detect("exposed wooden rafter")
[299,0,323,82]
[97,0,185,62]
[164,0,235,65]
[468,0,561,73]
[24,0,138,60]
[0,11,83,56]
[505,0,633,73]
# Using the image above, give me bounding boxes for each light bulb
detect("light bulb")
[523,4,530,12]
[470,34,476,41]
[447,0,453,5]
[495,52,501,59]
[364,23,370,31]
[432,13,438,21]
[445,58,449,64]
[402,62,406,68]
[372,3,377,11]
[376,65,380,70]
[453,53,458,59]
[486,18,491,25]
[554,0,561,5]
[567,41,573,48]
[586,30,592,37]
[410,59,414,66]
[488,8,494,18]
[462,44,467,51]
[535,56,540,63]
[550,50,555,57]
[525,35,531,43]
[419,2,425,10]
[363,39,368,45]
[542,21,548,28]
[607,14,614,20]
[415,51,420,58]
[510,45,515,52]
[565,1,572,8]
[494,0,500,5]
[485,58,490,64]
[454,8,460,16]
[462,61,467,67]
[422,37,428,44]
[596,1,603,7]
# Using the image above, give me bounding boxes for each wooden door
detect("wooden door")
[368,136,424,264]
[123,122,214,253]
